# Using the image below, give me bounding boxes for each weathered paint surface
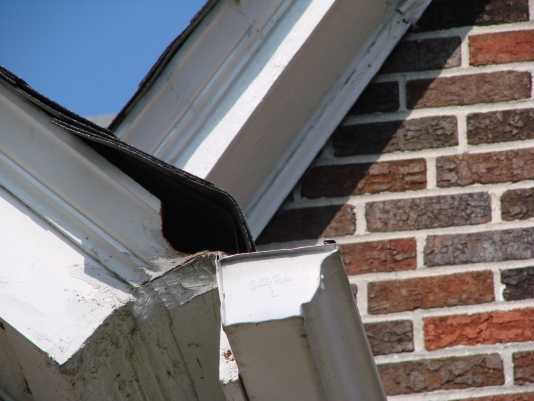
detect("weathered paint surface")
[0,187,226,400]
[0,185,132,365]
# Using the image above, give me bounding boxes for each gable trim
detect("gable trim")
[111,0,431,238]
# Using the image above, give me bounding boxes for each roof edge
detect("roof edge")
[108,0,219,131]
[0,65,256,256]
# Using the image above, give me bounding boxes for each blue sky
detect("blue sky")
[0,1,206,116]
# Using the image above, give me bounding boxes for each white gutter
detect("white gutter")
[217,244,386,401]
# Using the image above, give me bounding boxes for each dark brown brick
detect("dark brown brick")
[348,82,399,116]
[424,309,534,350]
[514,351,534,385]
[364,321,414,356]
[301,159,426,199]
[368,271,494,314]
[438,149,534,187]
[502,266,534,301]
[333,116,458,157]
[425,228,534,267]
[468,109,534,145]
[470,30,534,66]
[413,0,528,32]
[406,71,531,109]
[256,204,355,244]
[366,193,491,232]
[502,188,534,221]
[378,354,504,395]
[381,37,461,73]
[456,393,534,401]
[340,238,416,275]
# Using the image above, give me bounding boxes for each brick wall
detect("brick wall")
[257,0,534,399]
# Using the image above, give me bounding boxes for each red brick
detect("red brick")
[366,193,491,232]
[468,109,534,145]
[437,149,534,187]
[368,271,494,315]
[470,30,534,66]
[348,82,399,116]
[455,393,534,401]
[413,0,529,32]
[514,351,534,385]
[340,239,416,275]
[256,204,355,244]
[364,321,414,356]
[425,228,534,267]
[381,37,461,73]
[333,116,458,156]
[301,159,426,199]
[502,188,534,221]
[424,308,534,350]
[378,354,504,395]
[406,71,531,109]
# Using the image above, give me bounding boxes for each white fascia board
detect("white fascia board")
[114,0,430,238]
[0,212,226,401]
[0,81,229,399]
[217,245,386,401]
[114,0,291,155]
[0,184,133,368]
[0,83,187,286]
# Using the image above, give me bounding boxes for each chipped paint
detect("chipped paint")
[134,253,218,320]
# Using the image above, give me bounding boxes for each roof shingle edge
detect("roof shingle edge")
[0,65,256,255]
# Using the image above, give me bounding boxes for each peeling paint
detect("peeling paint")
[133,253,218,320]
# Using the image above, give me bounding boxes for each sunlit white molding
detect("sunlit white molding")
[0,182,133,398]
[0,83,187,286]
[217,244,386,401]
[114,0,431,238]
